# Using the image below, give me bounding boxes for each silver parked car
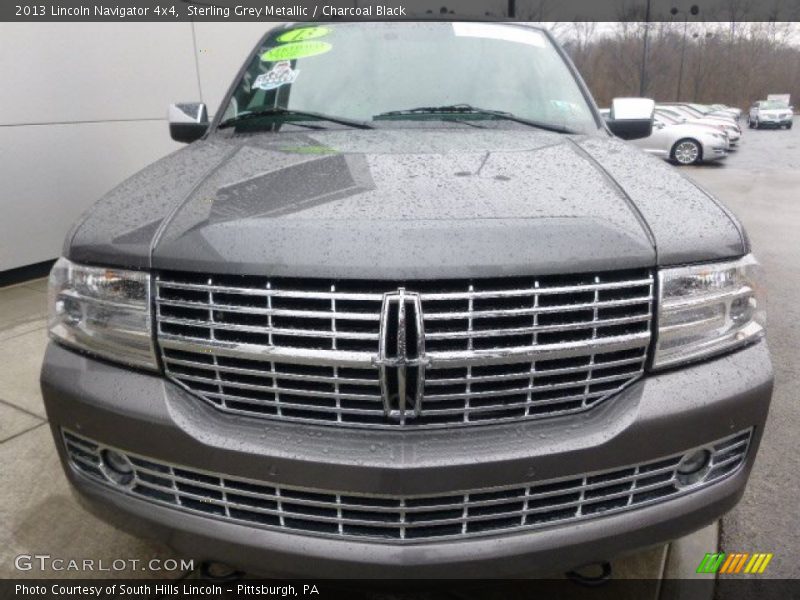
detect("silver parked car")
[748,100,794,129]
[656,106,741,146]
[667,103,738,123]
[683,102,740,123]
[709,104,743,121]
[631,112,728,165]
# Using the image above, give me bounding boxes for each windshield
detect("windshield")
[676,105,704,118]
[763,100,789,110]
[219,22,600,134]
[656,112,679,125]
[657,108,684,121]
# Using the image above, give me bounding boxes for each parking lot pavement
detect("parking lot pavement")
[684,123,800,580]
[722,125,799,170]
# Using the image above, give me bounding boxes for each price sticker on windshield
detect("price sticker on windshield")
[277,27,330,43]
[261,41,333,62]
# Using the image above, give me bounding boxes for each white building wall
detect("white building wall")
[0,22,270,271]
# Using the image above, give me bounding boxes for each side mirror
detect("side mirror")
[653,121,665,130]
[607,97,655,140]
[169,103,208,143]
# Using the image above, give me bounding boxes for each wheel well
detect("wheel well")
[671,138,703,161]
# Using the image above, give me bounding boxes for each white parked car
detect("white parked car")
[631,113,728,165]
[709,104,742,121]
[600,109,728,165]
[656,106,741,146]
[684,102,740,122]
[671,103,739,123]
[661,103,737,126]
[748,100,794,129]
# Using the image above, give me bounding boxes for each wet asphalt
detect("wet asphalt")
[684,121,800,580]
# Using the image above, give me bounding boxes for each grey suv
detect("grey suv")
[41,22,772,578]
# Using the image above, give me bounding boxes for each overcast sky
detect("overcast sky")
[544,22,800,45]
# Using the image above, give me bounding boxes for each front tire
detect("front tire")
[672,138,702,165]
[748,117,755,129]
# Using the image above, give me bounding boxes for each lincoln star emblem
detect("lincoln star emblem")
[374,288,428,422]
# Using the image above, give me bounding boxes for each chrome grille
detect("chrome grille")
[156,270,653,427]
[64,429,751,542]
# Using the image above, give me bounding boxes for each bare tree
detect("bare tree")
[566,21,799,109]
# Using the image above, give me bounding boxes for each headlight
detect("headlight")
[48,258,157,370]
[653,254,765,369]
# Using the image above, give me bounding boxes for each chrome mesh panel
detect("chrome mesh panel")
[64,429,751,542]
[155,270,653,427]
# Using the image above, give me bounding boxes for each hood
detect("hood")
[698,116,736,125]
[68,128,744,279]
[669,122,721,136]
[577,136,744,264]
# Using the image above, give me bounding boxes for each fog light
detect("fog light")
[676,449,711,487]
[100,449,134,486]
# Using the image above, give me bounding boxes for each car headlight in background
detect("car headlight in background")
[653,254,765,369]
[48,258,157,370]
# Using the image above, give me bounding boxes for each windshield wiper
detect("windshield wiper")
[218,107,373,130]
[373,104,574,134]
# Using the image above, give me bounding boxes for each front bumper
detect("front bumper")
[41,341,773,578]
[704,142,729,160]
[758,117,792,127]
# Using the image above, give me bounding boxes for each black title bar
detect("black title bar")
[3,0,800,22]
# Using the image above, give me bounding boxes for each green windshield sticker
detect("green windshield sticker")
[277,27,330,43]
[261,41,332,62]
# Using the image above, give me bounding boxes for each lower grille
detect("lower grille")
[64,429,751,543]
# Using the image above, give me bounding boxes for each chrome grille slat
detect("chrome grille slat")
[423,296,652,320]
[165,357,380,386]
[199,393,384,415]
[157,299,381,321]
[425,356,646,385]
[69,451,101,470]
[421,373,638,401]
[159,280,384,301]
[380,394,605,416]
[426,334,650,367]
[200,396,384,417]
[424,314,651,340]
[159,332,648,366]
[64,429,752,543]
[156,270,654,428]
[158,317,379,340]
[417,278,654,300]
[160,336,374,367]
[206,395,599,420]
[172,374,383,401]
